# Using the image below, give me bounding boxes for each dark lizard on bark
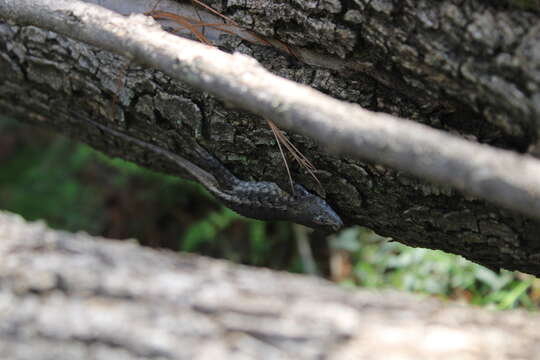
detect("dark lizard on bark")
[85,119,344,232]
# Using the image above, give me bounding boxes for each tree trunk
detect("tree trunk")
[1,209,539,360]
[1,0,540,274]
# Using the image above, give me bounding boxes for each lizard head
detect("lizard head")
[292,185,344,233]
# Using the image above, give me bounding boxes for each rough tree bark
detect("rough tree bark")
[2,209,540,360]
[1,0,540,274]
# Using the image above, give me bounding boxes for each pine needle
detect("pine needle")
[148,1,297,57]
[191,0,205,38]
[150,0,162,12]
[191,0,239,26]
[267,119,322,192]
[145,10,213,45]
[268,119,295,193]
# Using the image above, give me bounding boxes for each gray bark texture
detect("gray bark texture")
[1,209,540,360]
[1,0,540,274]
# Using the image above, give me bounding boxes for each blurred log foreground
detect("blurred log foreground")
[1,210,540,360]
[2,0,540,274]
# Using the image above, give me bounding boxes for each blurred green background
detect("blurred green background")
[1,117,539,310]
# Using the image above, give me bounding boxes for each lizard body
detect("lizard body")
[86,119,344,232]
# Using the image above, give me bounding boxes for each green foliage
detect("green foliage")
[248,220,271,265]
[0,135,104,232]
[182,207,242,252]
[330,227,540,310]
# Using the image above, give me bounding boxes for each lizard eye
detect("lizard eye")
[314,212,343,231]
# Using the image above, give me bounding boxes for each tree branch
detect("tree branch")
[1,209,539,360]
[2,0,540,220]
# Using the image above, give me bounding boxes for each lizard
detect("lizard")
[85,119,344,232]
